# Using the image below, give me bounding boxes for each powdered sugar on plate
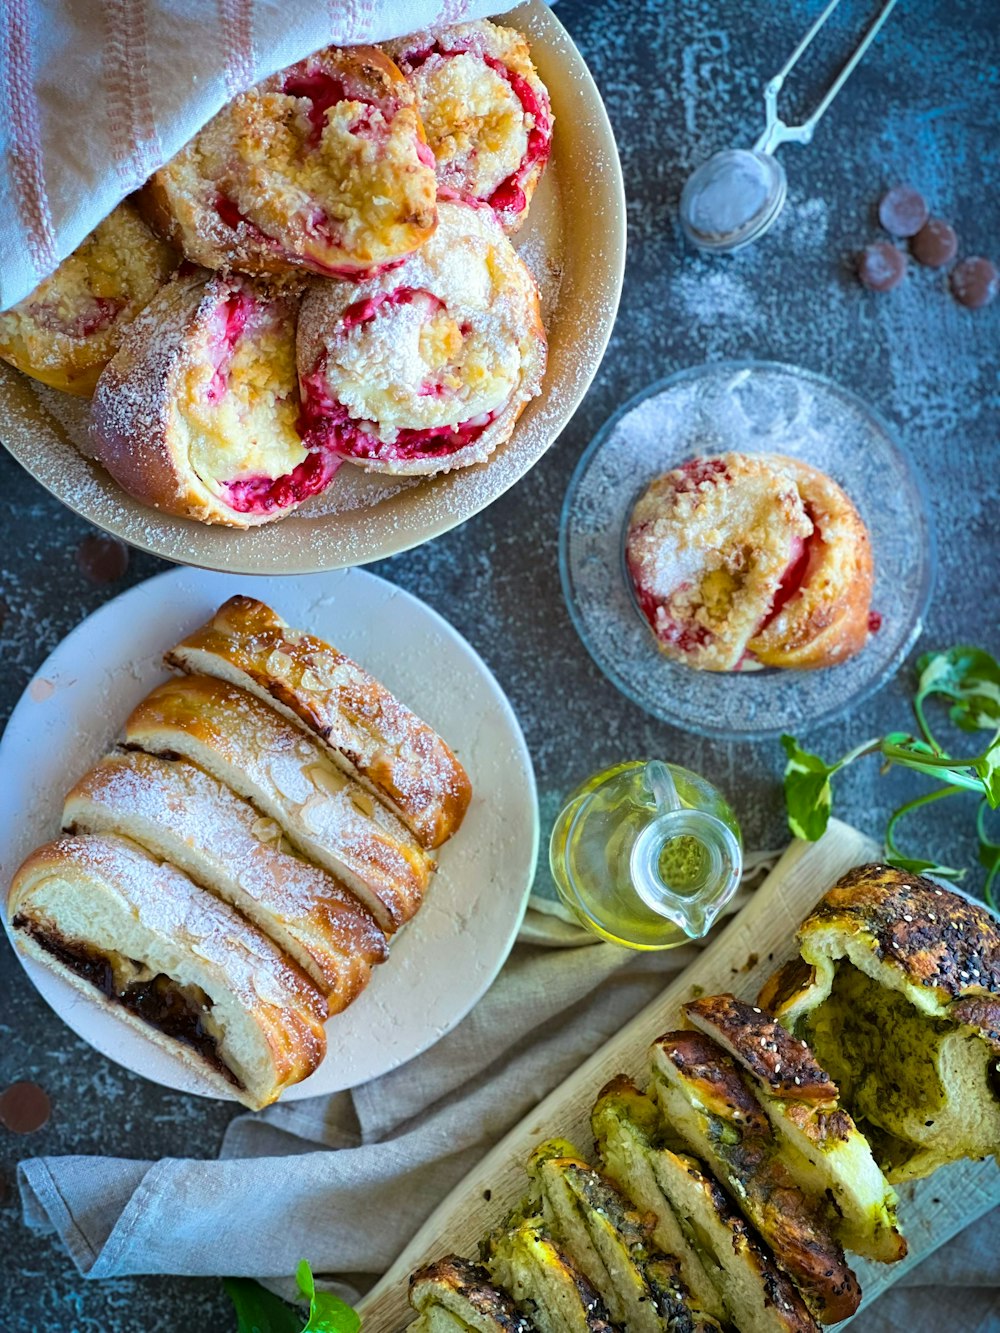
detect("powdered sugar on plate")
[0,2,620,573]
[560,361,934,739]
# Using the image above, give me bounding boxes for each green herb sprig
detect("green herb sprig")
[781,646,1000,909]
[224,1260,361,1333]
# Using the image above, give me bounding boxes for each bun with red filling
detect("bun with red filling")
[625,453,873,672]
[90,269,336,527]
[0,202,177,396]
[384,20,553,234]
[142,46,437,279]
[296,199,546,476]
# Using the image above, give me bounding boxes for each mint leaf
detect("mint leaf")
[977,800,1000,913]
[222,1278,302,1333]
[973,735,1000,808]
[781,735,838,841]
[296,1260,361,1333]
[916,647,1000,736]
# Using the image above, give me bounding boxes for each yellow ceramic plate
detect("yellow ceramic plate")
[0,2,625,573]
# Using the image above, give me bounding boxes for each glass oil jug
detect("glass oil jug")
[549,760,742,949]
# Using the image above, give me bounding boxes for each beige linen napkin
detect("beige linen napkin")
[0,0,522,310]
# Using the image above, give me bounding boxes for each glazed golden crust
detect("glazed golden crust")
[650,1032,861,1324]
[165,596,471,849]
[593,1077,818,1333]
[124,675,433,933]
[90,269,211,518]
[0,202,177,395]
[410,1256,535,1332]
[63,749,387,1006]
[747,458,873,669]
[758,957,817,1018]
[8,833,327,1109]
[683,994,840,1106]
[798,863,1000,1036]
[89,269,323,528]
[145,46,437,277]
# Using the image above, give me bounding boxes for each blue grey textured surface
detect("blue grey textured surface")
[1,0,998,1328]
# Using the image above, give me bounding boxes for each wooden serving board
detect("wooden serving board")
[357,819,1000,1330]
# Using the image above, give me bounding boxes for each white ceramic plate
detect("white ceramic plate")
[0,568,539,1099]
[0,1,626,574]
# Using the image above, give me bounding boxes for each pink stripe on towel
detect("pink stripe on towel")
[218,0,256,98]
[102,0,162,187]
[3,0,57,280]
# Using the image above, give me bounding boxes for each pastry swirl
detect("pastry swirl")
[297,200,546,475]
[143,46,438,278]
[90,269,337,527]
[626,453,873,672]
[0,202,176,396]
[386,20,553,233]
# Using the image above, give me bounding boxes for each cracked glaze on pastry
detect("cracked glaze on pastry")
[296,199,546,475]
[625,452,873,672]
[90,269,337,526]
[142,45,437,278]
[385,20,553,234]
[0,202,177,396]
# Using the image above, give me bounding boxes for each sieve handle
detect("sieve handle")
[754,0,898,155]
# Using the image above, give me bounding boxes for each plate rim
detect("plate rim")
[558,357,938,741]
[0,0,627,575]
[0,565,540,1100]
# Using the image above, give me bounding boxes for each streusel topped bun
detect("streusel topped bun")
[749,457,873,669]
[626,453,873,672]
[385,20,553,234]
[0,202,177,396]
[143,46,437,279]
[90,270,336,526]
[296,199,545,475]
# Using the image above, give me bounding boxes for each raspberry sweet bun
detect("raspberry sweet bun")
[143,46,437,279]
[297,200,546,476]
[748,457,873,669]
[8,833,327,1110]
[0,202,176,396]
[90,269,335,527]
[63,750,388,1008]
[166,595,472,849]
[385,20,553,234]
[625,453,873,672]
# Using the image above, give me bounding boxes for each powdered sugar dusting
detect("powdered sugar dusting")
[68,750,387,968]
[19,831,326,1020]
[0,4,620,571]
[127,675,432,927]
[561,363,932,739]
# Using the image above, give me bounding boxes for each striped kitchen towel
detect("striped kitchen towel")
[0,0,523,311]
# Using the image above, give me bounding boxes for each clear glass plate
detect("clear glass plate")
[559,361,935,739]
